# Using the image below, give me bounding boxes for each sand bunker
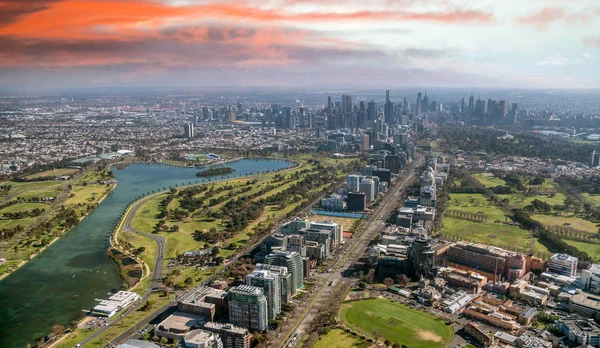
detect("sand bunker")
[417,330,443,342]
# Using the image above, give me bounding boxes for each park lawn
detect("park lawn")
[448,193,507,221]
[130,194,167,233]
[119,231,159,271]
[5,181,64,200]
[532,214,599,234]
[472,173,505,188]
[314,328,370,348]
[564,239,600,261]
[340,299,453,348]
[64,184,109,205]
[442,217,543,253]
[23,168,79,180]
[582,193,600,207]
[0,217,39,229]
[0,202,49,214]
[54,327,96,348]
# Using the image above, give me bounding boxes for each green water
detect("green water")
[0,159,292,347]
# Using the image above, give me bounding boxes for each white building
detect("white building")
[310,220,343,245]
[320,194,346,211]
[359,178,375,202]
[183,329,223,348]
[347,175,360,192]
[548,253,578,277]
[92,291,140,317]
[582,264,600,294]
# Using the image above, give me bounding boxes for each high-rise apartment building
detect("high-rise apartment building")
[246,270,281,320]
[203,322,251,348]
[228,285,268,331]
[264,250,303,294]
[359,178,375,202]
[347,174,361,192]
[183,123,194,138]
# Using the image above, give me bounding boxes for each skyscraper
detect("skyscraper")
[422,93,429,113]
[183,123,194,138]
[228,285,268,331]
[384,90,393,124]
[367,101,377,122]
[468,94,475,116]
[403,97,409,114]
[416,92,422,115]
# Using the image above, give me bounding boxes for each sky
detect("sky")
[0,0,599,91]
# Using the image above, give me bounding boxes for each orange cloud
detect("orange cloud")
[584,37,600,47]
[0,0,495,41]
[516,7,566,28]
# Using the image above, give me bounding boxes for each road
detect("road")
[79,196,166,347]
[276,160,421,348]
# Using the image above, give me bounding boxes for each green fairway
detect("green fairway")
[498,192,567,209]
[564,239,600,261]
[23,168,79,180]
[3,181,63,200]
[340,299,453,348]
[532,214,599,234]
[472,173,505,187]
[315,329,370,348]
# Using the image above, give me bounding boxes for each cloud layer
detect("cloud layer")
[0,0,598,90]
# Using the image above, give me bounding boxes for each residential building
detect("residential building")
[264,250,303,294]
[359,178,375,202]
[548,253,578,277]
[310,220,343,246]
[320,194,346,211]
[228,285,268,331]
[279,217,310,235]
[254,264,292,303]
[347,174,361,192]
[246,270,281,320]
[203,322,251,348]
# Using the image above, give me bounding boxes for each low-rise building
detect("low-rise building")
[548,253,578,277]
[464,322,493,347]
[570,292,600,318]
[203,322,251,348]
[178,286,228,320]
[183,329,223,348]
[557,318,600,347]
[155,312,206,340]
[92,291,140,318]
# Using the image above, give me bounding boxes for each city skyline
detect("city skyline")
[0,0,599,91]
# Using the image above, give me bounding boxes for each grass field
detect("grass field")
[444,193,550,257]
[23,168,79,180]
[2,181,64,201]
[564,239,600,261]
[314,328,370,348]
[532,214,599,234]
[472,173,505,187]
[340,299,453,348]
[582,193,600,207]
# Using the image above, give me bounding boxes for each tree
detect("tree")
[392,343,401,348]
[51,325,65,336]
[384,339,391,347]
[372,328,382,343]
[383,278,394,287]
[184,277,193,286]
[159,336,168,344]
[359,281,367,290]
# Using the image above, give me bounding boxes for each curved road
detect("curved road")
[79,195,166,347]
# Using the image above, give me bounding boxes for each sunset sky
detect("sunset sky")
[0,0,599,90]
